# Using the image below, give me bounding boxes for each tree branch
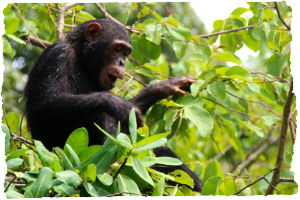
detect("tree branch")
[56,3,78,40]
[199,25,255,38]
[274,2,291,31]
[234,167,278,195]
[21,35,52,48]
[266,80,294,195]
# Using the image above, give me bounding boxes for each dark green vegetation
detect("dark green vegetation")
[2,2,297,197]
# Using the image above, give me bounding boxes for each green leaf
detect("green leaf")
[94,123,119,144]
[5,112,20,133]
[225,66,250,81]
[79,145,103,164]
[64,127,89,155]
[167,24,192,41]
[5,17,19,34]
[53,183,76,196]
[117,174,141,196]
[6,34,26,45]
[140,35,161,59]
[264,53,288,76]
[6,149,27,160]
[191,79,205,97]
[204,161,224,182]
[170,170,194,188]
[97,173,113,186]
[142,156,182,167]
[164,109,178,131]
[117,133,133,149]
[213,80,226,100]
[136,138,167,151]
[231,7,250,16]
[129,108,137,145]
[56,170,82,187]
[87,143,118,174]
[65,144,81,170]
[83,182,110,197]
[86,164,97,182]
[215,52,242,64]
[132,157,154,186]
[2,125,10,154]
[63,153,75,170]
[223,179,237,195]
[152,177,165,196]
[24,167,54,198]
[235,178,251,195]
[240,120,264,137]
[6,190,24,199]
[201,176,222,195]
[136,132,170,148]
[184,106,213,137]
[7,158,23,169]
[34,140,63,170]
[3,37,13,58]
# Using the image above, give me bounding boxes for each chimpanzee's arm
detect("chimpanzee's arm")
[130,77,194,114]
[35,92,143,127]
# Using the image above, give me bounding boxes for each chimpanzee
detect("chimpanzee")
[24,19,203,192]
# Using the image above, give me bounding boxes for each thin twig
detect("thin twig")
[202,96,249,117]
[226,91,281,119]
[49,6,88,21]
[116,75,134,95]
[4,176,17,192]
[234,167,278,195]
[13,4,48,49]
[94,3,140,34]
[113,156,129,180]
[289,120,296,143]
[274,2,291,31]
[125,72,147,87]
[199,25,255,38]
[266,80,294,195]
[47,4,57,27]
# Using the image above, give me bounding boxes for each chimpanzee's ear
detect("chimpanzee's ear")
[85,23,102,41]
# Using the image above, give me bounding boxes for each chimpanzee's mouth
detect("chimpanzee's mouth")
[108,73,117,82]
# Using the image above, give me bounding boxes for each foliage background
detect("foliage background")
[1,1,299,198]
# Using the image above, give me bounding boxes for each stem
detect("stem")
[266,80,294,195]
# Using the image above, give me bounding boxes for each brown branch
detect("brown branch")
[289,120,296,143]
[232,135,279,174]
[234,167,278,195]
[116,75,134,95]
[22,35,52,48]
[266,80,294,195]
[4,176,16,192]
[11,133,34,146]
[279,177,295,183]
[56,3,78,40]
[274,2,291,31]
[94,3,140,34]
[199,25,255,38]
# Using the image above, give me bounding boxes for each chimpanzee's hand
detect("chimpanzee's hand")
[158,76,195,96]
[112,96,144,128]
